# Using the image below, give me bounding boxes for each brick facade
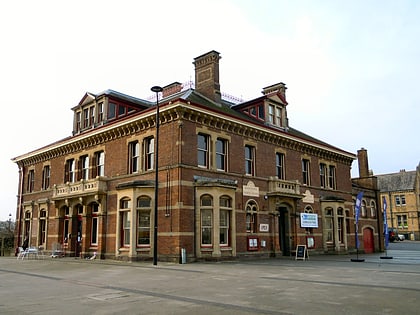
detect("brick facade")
[12,51,377,262]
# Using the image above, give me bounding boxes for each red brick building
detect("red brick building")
[13,50,365,261]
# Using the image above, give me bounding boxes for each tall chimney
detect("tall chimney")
[193,50,221,103]
[357,148,369,178]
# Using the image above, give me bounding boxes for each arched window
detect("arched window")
[246,200,258,233]
[90,202,99,246]
[137,196,151,246]
[201,195,213,246]
[370,200,377,218]
[39,209,47,245]
[361,200,367,217]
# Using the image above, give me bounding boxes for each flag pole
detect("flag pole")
[351,191,365,262]
[380,195,393,259]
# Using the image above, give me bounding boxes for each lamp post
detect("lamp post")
[151,86,163,266]
[8,213,11,232]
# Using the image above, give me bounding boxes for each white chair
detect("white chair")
[16,247,28,260]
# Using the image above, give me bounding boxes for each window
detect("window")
[64,159,75,183]
[91,203,99,245]
[245,145,255,176]
[108,102,116,120]
[328,165,336,189]
[80,155,89,180]
[219,196,232,246]
[325,208,333,243]
[320,163,327,188]
[129,141,140,173]
[275,107,281,126]
[83,108,89,128]
[89,106,95,126]
[120,198,131,247]
[361,200,367,217]
[337,207,344,243]
[42,165,50,190]
[93,151,104,177]
[200,195,213,246]
[76,112,81,132]
[144,137,154,170]
[397,214,408,229]
[268,105,282,126]
[268,105,274,124]
[302,159,310,185]
[118,105,126,116]
[137,196,151,246]
[258,105,264,119]
[27,170,35,192]
[246,200,258,233]
[39,209,46,245]
[198,134,209,168]
[395,195,406,206]
[370,201,377,218]
[276,152,285,179]
[216,138,227,171]
[97,103,104,122]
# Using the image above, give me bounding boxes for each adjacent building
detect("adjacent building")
[377,164,420,240]
[13,50,372,261]
[351,148,383,253]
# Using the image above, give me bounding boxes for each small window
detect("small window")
[302,159,310,185]
[198,134,209,168]
[118,105,127,116]
[246,200,258,233]
[108,103,116,119]
[93,151,105,177]
[216,138,227,171]
[276,152,285,179]
[144,137,155,171]
[42,165,50,190]
[97,103,104,122]
[320,163,327,188]
[258,105,264,119]
[245,145,255,176]
[65,159,75,183]
[129,141,140,173]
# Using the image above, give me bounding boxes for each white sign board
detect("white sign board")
[300,213,318,228]
[259,224,269,232]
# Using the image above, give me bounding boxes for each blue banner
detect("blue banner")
[383,196,389,249]
[355,192,364,249]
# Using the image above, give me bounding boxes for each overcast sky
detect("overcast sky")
[1,0,419,221]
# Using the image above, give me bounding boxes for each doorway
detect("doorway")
[363,228,374,253]
[278,206,290,256]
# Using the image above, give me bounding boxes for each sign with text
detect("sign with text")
[300,213,318,228]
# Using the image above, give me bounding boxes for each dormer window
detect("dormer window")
[268,104,283,127]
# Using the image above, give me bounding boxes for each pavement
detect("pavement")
[0,249,419,315]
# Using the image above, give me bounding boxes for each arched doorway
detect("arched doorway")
[363,228,374,253]
[278,206,290,256]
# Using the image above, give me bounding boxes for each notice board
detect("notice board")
[295,245,308,260]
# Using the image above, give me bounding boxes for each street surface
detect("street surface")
[0,241,419,315]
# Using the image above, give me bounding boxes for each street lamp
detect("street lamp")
[8,213,12,232]
[151,86,163,266]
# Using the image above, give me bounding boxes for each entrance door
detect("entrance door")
[75,216,83,257]
[363,228,374,253]
[278,207,290,256]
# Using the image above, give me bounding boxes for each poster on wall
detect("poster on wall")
[300,213,318,228]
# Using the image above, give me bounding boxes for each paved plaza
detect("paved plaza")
[1,245,420,315]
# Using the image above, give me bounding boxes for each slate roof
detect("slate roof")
[377,171,416,192]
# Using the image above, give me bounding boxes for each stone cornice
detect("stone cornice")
[12,100,355,166]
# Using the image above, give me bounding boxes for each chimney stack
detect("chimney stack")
[262,82,287,101]
[357,148,369,178]
[193,50,221,103]
[162,82,183,98]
